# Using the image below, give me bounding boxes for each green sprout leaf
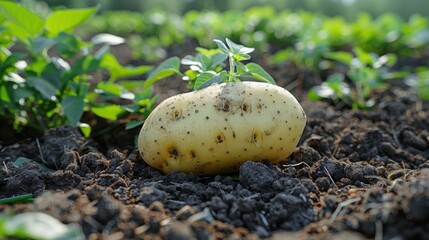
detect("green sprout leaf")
[225,38,254,55]
[194,72,221,90]
[213,39,229,53]
[46,7,97,36]
[245,63,275,84]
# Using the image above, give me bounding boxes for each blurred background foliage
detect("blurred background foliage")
[30,0,429,21]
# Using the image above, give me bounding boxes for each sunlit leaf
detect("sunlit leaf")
[46,7,97,35]
[0,1,44,39]
[91,104,124,120]
[325,51,353,65]
[79,123,91,138]
[101,53,152,81]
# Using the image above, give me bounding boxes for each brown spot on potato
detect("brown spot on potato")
[215,132,226,144]
[171,109,182,120]
[168,147,179,158]
[232,131,236,138]
[256,103,262,109]
[250,129,262,144]
[242,103,250,112]
[190,150,197,159]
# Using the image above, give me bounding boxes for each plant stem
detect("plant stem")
[228,54,235,82]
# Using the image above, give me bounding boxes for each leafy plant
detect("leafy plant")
[0,2,156,136]
[308,73,351,107]
[405,68,429,100]
[310,48,397,109]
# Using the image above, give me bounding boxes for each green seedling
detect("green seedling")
[312,47,397,109]
[405,68,429,100]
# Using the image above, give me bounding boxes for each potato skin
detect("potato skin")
[138,82,306,174]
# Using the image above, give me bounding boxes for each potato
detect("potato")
[138,81,306,174]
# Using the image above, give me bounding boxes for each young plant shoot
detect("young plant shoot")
[138,39,306,174]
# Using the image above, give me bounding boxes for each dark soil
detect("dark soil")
[1,48,429,239]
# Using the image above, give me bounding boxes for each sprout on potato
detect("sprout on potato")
[138,39,306,174]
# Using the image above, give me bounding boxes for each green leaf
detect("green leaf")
[325,51,353,65]
[101,53,152,81]
[144,57,181,88]
[354,47,374,65]
[32,36,56,54]
[91,104,124,120]
[46,7,97,35]
[125,120,144,130]
[233,53,251,62]
[79,123,91,138]
[61,96,84,126]
[0,84,11,103]
[0,1,44,39]
[245,63,275,84]
[213,39,229,53]
[26,77,58,100]
[55,32,81,58]
[63,55,101,82]
[307,88,323,101]
[210,52,228,68]
[194,73,221,90]
[0,53,25,75]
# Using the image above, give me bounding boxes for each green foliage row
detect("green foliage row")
[80,6,429,62]
[0,1,168,136]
